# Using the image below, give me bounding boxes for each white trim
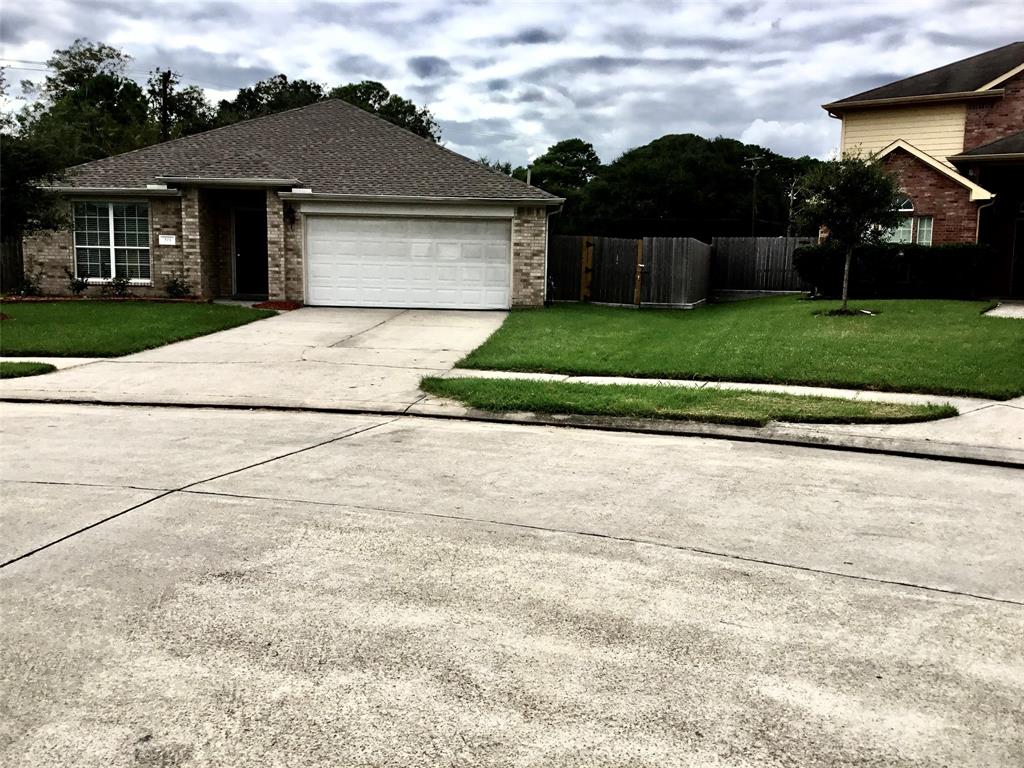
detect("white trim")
[278,191,564,206]
[72,200,153,281]
[297,200,516,218]
[155,176,300,187]
[976,62,1024,91]
[877,139,995,201]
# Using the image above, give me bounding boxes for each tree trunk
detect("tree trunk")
[841,246,853,311]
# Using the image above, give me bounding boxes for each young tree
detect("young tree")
[329,80,440,141]
[795,155,903,311]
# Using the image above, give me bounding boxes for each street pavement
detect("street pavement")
[2,402,1022,766]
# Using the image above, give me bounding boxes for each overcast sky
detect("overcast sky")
[2,0,1020,165]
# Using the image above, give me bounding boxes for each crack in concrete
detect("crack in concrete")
[178,488,1024,608]
[328,309,408,348]
[3,479,170,492]
[0,417,399,570]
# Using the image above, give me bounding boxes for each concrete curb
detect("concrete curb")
[2,392,1022,469]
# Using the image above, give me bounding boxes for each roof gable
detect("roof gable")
[825,41,1024,111]
[878,140,994,201]
[61,100,560,202]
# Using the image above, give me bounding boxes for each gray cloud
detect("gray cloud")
[486,27,565,46]
[408,55,455,79]
[333,54,393,80]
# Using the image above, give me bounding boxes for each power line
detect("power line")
[0,59,227,91]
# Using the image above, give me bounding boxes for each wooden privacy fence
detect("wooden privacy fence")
[710,236,814,292]
[548,235,711,308]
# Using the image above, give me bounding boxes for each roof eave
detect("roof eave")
[877,140,996,201]
[46,186,183,197]
[950,152,1024,163]
[155,176,300,187]
[276,192,565,206]
[823,89,1005,114]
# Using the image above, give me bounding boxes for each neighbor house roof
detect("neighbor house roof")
[824,41,1024,112]
[58,100,561,203]
[950,129,1024,161]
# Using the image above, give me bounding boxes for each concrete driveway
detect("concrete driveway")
[3,402,1024,766]
[0,308,506,411]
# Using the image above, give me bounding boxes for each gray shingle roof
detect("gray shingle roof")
[62,99,560,201]
[825,41,1024,109]
[952,129,1024,158]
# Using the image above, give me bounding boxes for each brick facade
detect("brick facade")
[23,192,551,306]
[882,148,978,244]
[283,203,304,301]
[511,206,548,306]
[22,197,184,297]
[964,72,1024,150]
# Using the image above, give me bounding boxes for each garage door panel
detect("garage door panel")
[306,216,512,309]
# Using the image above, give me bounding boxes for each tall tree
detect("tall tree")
[215,74,325,125]
[17,39,154,168]
[795,155,902,311]
[528,138,602,199]
[147,70,214,141]
[329,80,440,141]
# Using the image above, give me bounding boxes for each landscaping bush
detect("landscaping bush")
[64,268,89,296]
[793,241,998,299]
[164,270,192,299]
[100,275,132,298]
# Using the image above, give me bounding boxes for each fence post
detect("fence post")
[580,236,593,301]
[633,238,644,306]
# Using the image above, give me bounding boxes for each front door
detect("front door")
[233,208,268,297]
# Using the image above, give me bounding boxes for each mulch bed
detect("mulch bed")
[1,295,209,304]
[252,300,304,311]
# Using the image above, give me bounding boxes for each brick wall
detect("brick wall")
[965,72,1024,150]
[882,149,978,244]
[282,203,304,302]
[266,191,287,301]
[511,206,548,306]
[23,197,184,297]
[180,188,204,296]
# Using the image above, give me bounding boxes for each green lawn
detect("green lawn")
[459,298,1024,399]
[0,301,275,357]
[0,361,57,379]
[420,377,955,427]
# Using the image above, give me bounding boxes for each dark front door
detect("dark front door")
[234,208,268,297]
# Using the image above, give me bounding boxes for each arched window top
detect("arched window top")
[896,195,914,212]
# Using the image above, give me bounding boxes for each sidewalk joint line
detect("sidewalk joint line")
[0,417,398,570]
[179,488,1024,608]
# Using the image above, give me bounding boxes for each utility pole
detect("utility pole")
[157,70,173,142]
[742,155,766,237]
[785,176,798,237]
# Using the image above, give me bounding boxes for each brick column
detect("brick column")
[511,206,548,306]
[266,190,286,300]
[180,187,204,295]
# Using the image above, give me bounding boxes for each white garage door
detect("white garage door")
[305,216,512,309]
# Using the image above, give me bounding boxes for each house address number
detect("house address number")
[158,234,177,246]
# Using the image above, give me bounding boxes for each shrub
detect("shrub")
[18,268,43,296]
[100,275,132,298]
[793,241,999,300]
[164,271,192,299]
[64,268,89,296]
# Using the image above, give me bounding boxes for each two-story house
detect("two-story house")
[823,41,1024,297]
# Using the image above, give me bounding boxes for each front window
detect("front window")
[915,216,933,246]
[73,202,151,281]
[886,216,914,244]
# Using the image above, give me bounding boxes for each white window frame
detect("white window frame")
[72,200,153,284]
[884,195,915,244]
[915,215,933,246]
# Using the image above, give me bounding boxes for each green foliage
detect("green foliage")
[215,74,325,124]
[457,298,1024,399]
[478,156,514,175]
[0,300,274,357]
[793,241,999,299]
[147,70,214,140]
[100,275,132,298]
[528,138,602,198]
[572,134,820,238]
[795,155,902,248]
[419,376,955,426]
[0,362,57,379]
[64,268,90,296]
[328,81,440,141]
[164,270,193,299]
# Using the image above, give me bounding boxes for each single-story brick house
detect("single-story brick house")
[24,99,563,309]
[823,41,1024,296]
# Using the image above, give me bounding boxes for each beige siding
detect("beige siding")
[841,104,966,166]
